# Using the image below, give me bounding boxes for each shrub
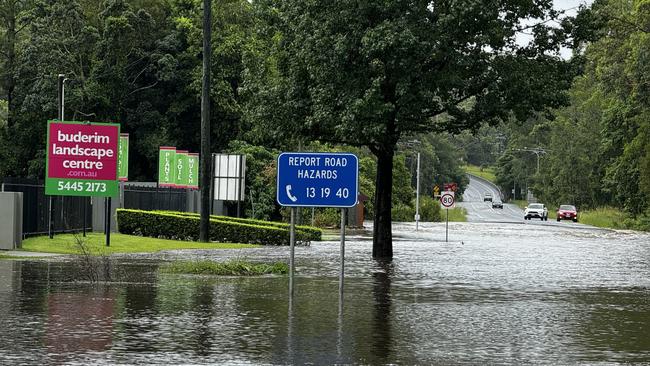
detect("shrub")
[116,209,320,245]
[392,202,414,222]
[160,211,322,241]
[420,196,443,222]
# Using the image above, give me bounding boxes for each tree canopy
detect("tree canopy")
[247,0,578,258]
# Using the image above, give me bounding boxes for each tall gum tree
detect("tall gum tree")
[248,0,578,259]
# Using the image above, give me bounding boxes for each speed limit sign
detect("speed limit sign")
[440,191,455,209]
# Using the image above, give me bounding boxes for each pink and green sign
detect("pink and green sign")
[118,133,129,182]
[45,120,120,196]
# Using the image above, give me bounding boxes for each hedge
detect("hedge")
[163,211,322,241]
[116,209,319,245]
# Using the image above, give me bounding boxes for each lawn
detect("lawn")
[445,207,468,222]
[578,207,628,229]
[21,233,258,255]
[463,164,496,183]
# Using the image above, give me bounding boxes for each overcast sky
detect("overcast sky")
[516,0,594,58]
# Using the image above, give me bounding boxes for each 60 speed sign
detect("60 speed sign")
[440,191,455,209]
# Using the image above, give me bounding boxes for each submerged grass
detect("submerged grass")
[161,259,289,276]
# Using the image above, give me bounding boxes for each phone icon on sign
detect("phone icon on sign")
[286,185,298,202]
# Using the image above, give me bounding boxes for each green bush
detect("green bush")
[156,211,322,241]
[116,209,320,245]
[419,196,443,222]
[392,202,414,222]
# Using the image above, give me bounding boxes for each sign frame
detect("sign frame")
[276,152,359,208]
[45,120,120,197]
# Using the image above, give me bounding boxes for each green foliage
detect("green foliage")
[495,1,650,217]
[166,210,322,241]
[117,209,321,245]
[391,203,414,222]
[446,207,468,222]
[161,259,289,276]
[464,165,497,184]
[419,196,442,222]
[225,141,279,220]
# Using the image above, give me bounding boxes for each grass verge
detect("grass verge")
[464,165,496,183]
[21,233,258,255]
[445,207,468,222]
[160,259,289,276]
[578,207,628,229]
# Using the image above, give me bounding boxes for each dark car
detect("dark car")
[556,205,578,222]
[484,193,492,202]
[492,200,503,209]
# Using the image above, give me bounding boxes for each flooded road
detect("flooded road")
[1,220,649,365]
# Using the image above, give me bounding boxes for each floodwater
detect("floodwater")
[1,222,649,365]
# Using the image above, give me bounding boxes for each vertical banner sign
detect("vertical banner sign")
[175,150,189,188]
[187,153,199,189]
[158,146,176,187]
[118,133,129,182]
[45,120,120,197]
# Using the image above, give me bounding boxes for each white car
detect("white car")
[524,203,548,221]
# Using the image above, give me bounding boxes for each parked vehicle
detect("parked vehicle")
[524,203,548,221]
[492,200,503,209]
[484,193,492,202]
[556,205,578,222]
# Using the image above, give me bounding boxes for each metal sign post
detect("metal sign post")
[415,152,421,231]
[289,207,296,297]
[339,208,346,297]
[277,152,359,298]
[440,190,455,243]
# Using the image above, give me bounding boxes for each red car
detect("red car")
[556,205,578,222]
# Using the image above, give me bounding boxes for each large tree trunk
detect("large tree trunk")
[372,145,394,259]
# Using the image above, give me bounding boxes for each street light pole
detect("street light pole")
[415,152,420,231]
[49,74,65,239]
[514,147,547,175]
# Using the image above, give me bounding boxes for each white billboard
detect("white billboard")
[212,154,246,201]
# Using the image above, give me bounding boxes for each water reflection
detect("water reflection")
[0,223,649,364]
[45,288,116,364]
[370,260,393,364]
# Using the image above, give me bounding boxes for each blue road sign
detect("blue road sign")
[277,152,359,207]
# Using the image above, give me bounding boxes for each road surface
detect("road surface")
[459,174,593,228]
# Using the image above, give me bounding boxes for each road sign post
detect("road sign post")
[277,152,359,299]
[440,191,455,242]
[45,120,120,245]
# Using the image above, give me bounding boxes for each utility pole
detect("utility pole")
[49,74,65,239]
[515,147,547,174]
[415,152,420,231]
[199,0,212,242]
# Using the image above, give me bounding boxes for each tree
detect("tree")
[0,0,34,128]
[248,0,576,258]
